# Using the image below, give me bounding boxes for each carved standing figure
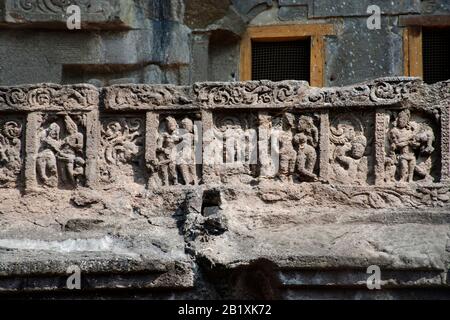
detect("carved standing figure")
[178,117,197,185]
[156,116,181,186]
[293,116,318,180]
[389,109,417,182]
[277,114,296,179]
[37,122,61,186]
[387,109,436,183]
[57,115,85,185]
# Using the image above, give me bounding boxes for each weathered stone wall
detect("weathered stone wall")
[0,0,449,87]
[0,77,450,299]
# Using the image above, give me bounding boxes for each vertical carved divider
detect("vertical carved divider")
[440,106,450,182]
[374,110,386,185]
[24,112,40,191]
[258,112,272,177]
[319,111,329,180]
[85,110,99,188]
[201,109,216,184]
[145,111,159,186]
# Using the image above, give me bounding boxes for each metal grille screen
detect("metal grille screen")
[251,39,311,82]
[423,28,450,84]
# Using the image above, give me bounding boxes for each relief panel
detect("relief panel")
[385,109,440,184]
[149,114,201,187]
[329,111,375,185]
[99,116,145,185]
[210,113,258,184]
[0,116,24,188]
[36,113,86,188]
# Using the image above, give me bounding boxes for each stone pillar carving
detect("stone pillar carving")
[201,109,217,184]
[85,110,99,188]
[145,111,159,188]
[441,106,450,183]
[24,112,40,191]
[319,111,329,181]
[258,112,272,177]
[374,110,386,185]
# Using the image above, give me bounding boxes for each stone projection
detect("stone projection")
[0,77,450,299]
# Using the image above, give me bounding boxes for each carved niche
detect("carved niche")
[36,113,86,188]
[0,117,23,188]
[149,114,201,187]
[99,116,145,185]
[329,112,374,185]
[210,113,258,184]
[385,109,440,184]
[264,112,320,182]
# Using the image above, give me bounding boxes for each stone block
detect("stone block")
[311,0,420,17]
[3,0,162,29]
[278,5,308,21]
[325,17,403,87]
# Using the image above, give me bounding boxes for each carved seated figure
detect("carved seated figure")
[294,132,317,181]
[333,135,368,184]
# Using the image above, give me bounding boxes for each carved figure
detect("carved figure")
[178,118,197,185]
[37,122,61,186]
[388,109,435,183]
[276,114,296,179]
[293,116,318,180]
[330,117,368,184]
[36,115,85,187]
[156,116,180,186]
[100,118,143,183]
[0,121,23,187]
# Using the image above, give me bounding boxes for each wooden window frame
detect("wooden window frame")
[402,15,450,78]
[240,24,335,87]
[403,26,423,78]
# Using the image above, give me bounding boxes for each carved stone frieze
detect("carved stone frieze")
[99,116,145,185]
[0,78,446,209]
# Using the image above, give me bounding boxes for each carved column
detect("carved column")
[440,106,450,182]
[374,110,386,185]
[145,111,159,186]
[258,112,273,177]
[24,112,40,191]
[201,109,217,184]
[319,111,329,180]
[84,110,99,188]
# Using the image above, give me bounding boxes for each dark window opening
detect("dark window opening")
[423,28,450,84]
[251,39,311,82]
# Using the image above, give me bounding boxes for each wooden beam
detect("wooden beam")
[247,24,336,40]
[400,15,450,27]
[239,31,252,81]
[408,26,423,78]
[311,35,325,87]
